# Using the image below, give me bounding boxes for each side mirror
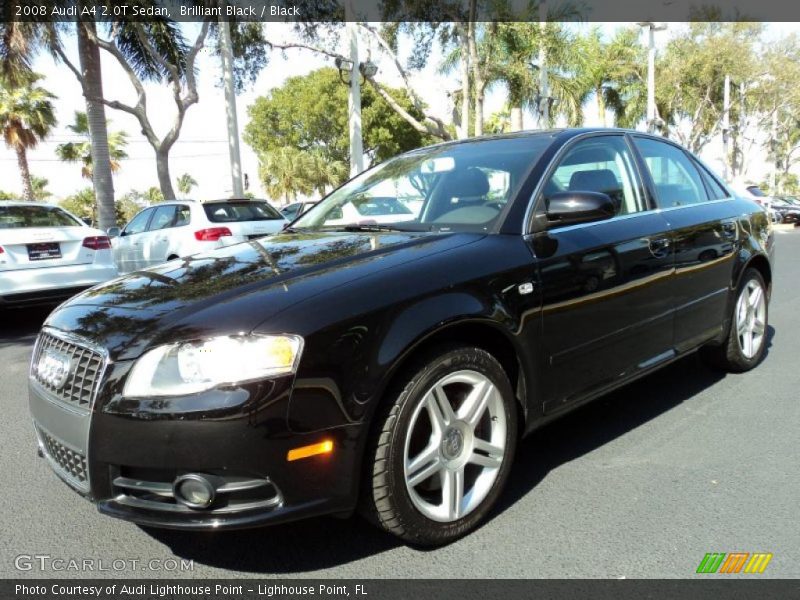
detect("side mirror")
[107,227,121,238]
[545,191,617,227]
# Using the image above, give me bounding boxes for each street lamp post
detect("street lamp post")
[345,20,364,177]
[637,22,667,133]
[219,12,243,197]
[538,0,549,126]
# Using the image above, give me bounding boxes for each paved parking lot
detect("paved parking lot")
[2,227,798,579]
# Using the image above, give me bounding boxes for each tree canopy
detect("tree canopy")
[245,67,436,170]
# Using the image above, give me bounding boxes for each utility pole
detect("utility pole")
[344,0,364,177]
[219,14,243,197]
[538,0,549,126]
[771,108,779,194]
[638,22,666,133]
[722,74,731,181]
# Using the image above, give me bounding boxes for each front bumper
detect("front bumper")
[29,333,362,531]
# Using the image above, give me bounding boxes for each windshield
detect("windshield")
[293,136,553,233]
[203,201,283,222]
[746,186,766,197]
[0,205,82,229]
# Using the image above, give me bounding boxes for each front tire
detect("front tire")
[362,346,517,546]
[701,268,769,372]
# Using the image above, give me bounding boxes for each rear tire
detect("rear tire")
[701,268,768,372]
[361,345,517,546]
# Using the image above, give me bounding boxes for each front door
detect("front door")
[113,207,155,274]
[530,134,676,412]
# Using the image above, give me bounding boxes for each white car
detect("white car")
[110,199,288,274]
[0,201,118,307]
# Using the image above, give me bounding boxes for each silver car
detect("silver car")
[0,201,118,307]
[110,198,288,274]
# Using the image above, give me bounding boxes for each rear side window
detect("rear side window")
[696,164,730,200]
[0,205,82,229]
[634,138,709,207]
[148,205,177,231]
[203,201,283,223]
[174,205,191,227]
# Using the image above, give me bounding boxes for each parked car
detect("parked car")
[0,201,117,307]
[736,184,781,223]
[772,196,800,224]
[110,198,287,274]
[29,130,773,546]
[280,201,318,222]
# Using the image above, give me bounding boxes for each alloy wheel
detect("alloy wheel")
[736,278,767,359]
[403,370,507,523]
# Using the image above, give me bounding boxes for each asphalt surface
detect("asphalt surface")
[1,227,798,580]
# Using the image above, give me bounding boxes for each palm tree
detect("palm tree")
[306,149,347,195]
[55,111,128,179]
[0,74,56,201]
[31,176,51,200]
[176,173,198,197]
[573,27,646,127]
[258,147,314,205]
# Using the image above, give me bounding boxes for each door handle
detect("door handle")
[648,237,671,257]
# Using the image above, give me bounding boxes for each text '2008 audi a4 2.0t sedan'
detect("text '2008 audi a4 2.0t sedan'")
[29,129,774,546]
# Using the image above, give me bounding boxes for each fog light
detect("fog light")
[173,474,216,509]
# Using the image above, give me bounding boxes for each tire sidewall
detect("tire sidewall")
[382,347,518,545]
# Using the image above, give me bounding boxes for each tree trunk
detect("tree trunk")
[77,15,116,230]
[156,147,176,200]
[16,145,34,201]
[510,106,523,131]
[474,91,484,136]
[596,88,606,127]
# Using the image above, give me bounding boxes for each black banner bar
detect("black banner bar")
[5,0,800,23]
[3,580,800,600]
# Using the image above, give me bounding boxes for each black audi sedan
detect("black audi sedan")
[29,129,774,546]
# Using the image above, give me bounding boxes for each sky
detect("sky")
[0,22,796,202]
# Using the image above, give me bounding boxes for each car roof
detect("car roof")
[0,200,67,208]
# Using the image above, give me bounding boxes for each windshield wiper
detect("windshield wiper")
[335,224,411,232]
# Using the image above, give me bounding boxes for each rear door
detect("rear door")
[531,134,676,412]
[114,207,155,274]
[143,204,177,267]
[631,136,739,351]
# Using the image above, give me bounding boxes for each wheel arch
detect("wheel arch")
[370,319,530,435]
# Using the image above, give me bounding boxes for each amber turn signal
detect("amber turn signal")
[287,440,334,462]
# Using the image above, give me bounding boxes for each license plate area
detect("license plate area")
[27,242,61,261]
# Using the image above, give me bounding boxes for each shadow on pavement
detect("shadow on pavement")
[147,328,776,573]
[0,306,53,349]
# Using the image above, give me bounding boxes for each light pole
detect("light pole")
[637,22,667,133]
[219,11,243,197]
[538,0,549,126]
[722,74,731,181]
[335,51,378,178]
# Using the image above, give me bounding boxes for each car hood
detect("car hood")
[45,230,482,360]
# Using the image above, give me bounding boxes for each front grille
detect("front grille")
[38,427,89,489]
[31,331,105,410]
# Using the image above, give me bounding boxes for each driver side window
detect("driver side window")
[123,208,154,235]
[542,136,646,216]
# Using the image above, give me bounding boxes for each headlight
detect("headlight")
[123,334,303,397]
